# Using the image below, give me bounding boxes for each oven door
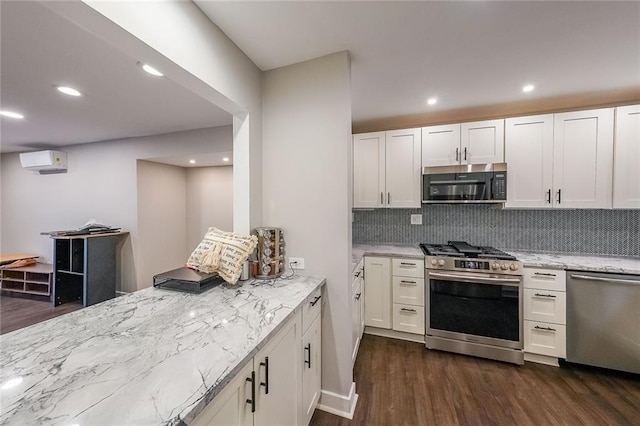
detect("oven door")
[426,270,523,349]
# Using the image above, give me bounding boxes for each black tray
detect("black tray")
[153,267,224,293]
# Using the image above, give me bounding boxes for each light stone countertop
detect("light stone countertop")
[352,243,640,275]
[0,275,325,426]
[506,251,640,275]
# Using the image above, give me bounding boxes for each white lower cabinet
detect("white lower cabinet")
[193,290,324,426]
[523,267,567,363]
[352,260,364,365]
[301,314,321,426]
[364,256,425,338]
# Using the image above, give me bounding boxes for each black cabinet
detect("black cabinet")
[53,233,126,307]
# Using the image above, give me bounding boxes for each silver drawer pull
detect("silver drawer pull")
[534,293,556,298]
[400,280,417,285]
[534,325,556,332]
[400,307,417,313]
[354,292,361,300]
[570,274,640,286]
[533,272,557,277]
[400,262,416,266]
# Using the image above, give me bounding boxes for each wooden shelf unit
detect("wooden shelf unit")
[0,263,53,296]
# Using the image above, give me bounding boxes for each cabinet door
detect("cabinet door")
[385,128,422,208]
[613,105,640,208]
[191,362,253,426]
[364,257,392,329]
[422,124,461,166]
[553,108,614,208]
[254,314,300,426]
[461,119,505,164]
[353,132,385,208]
[505,115,554,208]
[359,274,365,337]
[301,315,321,426]
[352,278,362,365]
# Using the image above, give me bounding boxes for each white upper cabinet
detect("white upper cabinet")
[553,108,614,209]
[422,120,504,167]
[506,108,614,209]
[422,124,461,167]
[613,105,640,209]
[353,132,385,208]
[353,128,421,208]
[505,114,554,208]
[461,119,505,165]
[385,128,422,208]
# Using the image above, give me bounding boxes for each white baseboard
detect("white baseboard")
[524,352,560,367]
[316,382,358,419]
[364,326,425,344]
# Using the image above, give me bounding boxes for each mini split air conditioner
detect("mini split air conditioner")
[19,150,68,174]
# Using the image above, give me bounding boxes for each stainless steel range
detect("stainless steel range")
[420,241,524,365]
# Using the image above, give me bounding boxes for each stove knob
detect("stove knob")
[492,263,499,270]
[500,263,508,270]
[438,259,445,267]
[430,259,437,266]
[509,264,518,271]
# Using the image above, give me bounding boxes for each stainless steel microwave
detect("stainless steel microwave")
[422,163,507,203]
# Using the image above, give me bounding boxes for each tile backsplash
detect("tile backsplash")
[353,205,640,257]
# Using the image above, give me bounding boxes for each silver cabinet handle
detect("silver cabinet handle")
[534,293,556,298]
[400,280,417,285]
[400,262,416,266]
[354,292,361,300]
[534,272,557,277]
[400,307,417,313]
[534,325,556,332]
[570,274,640,286]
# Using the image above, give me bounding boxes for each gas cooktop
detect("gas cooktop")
[419,240,517,261]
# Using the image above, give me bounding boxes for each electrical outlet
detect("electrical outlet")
[410,214,422,225]
[289,257,305,269]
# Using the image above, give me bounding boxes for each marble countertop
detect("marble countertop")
[0,275,325,426]
[352,243,640,275]
[506,251,640,275]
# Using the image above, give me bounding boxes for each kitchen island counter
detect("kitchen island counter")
[0,274,325,425]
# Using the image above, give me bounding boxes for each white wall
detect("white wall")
[1,126,232,292]
[137,161,187,290]
[186,166,233,252]
[262,52,354,414]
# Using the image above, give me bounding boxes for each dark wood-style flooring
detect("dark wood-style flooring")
[311,334,640,426]
[0,293,82,335]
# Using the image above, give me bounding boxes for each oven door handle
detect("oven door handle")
[428,272,522,285]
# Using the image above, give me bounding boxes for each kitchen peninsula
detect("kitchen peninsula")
[0,275,325,425]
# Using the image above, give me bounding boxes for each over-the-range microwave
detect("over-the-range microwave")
[422,163,507,203]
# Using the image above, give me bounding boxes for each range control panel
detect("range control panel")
[426,256,523,276]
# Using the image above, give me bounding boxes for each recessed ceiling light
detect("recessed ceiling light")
[189,159,196,164]
[138,62,164,77]
[0,110,25,119]
[522,84,535,93]
[222,157,230,162]
[56,86,82,97]
[427,97,438,106]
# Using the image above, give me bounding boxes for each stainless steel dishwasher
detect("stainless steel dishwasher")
[567,271,640,374]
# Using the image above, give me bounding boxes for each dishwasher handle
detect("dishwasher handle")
[570,274,640,286]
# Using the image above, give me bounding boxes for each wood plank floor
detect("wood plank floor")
[0,293,82,335]
[311,334,640,426]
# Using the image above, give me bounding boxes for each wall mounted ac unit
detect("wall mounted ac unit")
[19,150,68,174]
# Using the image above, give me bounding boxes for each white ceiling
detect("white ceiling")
[196,1,640,125]
[0,1,232,154]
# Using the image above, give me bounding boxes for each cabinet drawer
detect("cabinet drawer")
[302,287,322,333]
[391,258,424,278]
[392,276,424,306]
[523,289,566,325]
[524,268,566,291]
[392,303,425,335]
[524,320,566,358]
